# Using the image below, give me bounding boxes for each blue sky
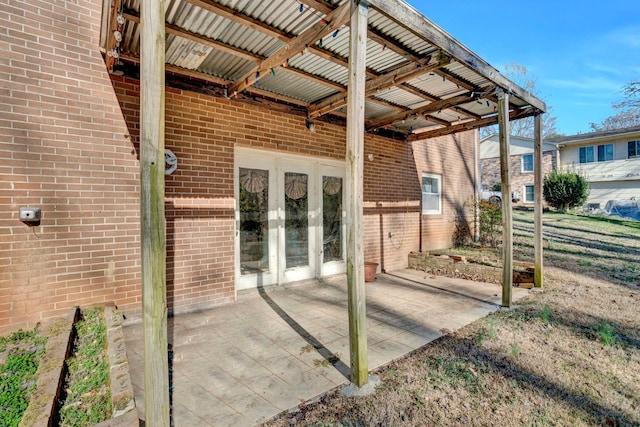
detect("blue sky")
[411,0,640,136]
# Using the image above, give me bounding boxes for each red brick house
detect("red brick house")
[480,134,558,205]
[0,0,546,335]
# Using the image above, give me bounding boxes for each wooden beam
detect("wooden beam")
[301,0,333,14]
[497,90,513,308]
[228,2,351,94]
[119,52,231,86]
[368,0,546,112]
[184,0,291,42]
[119,52,314,109]
[309,54,443,118]
[123,9,263,62]
[367,93,479,129]
[280,67,345,92]
[140,0,170,424]
[534,113,544,288]
[399,83,482,120]
[367,26,422,62]
[409,106,534,140]
[422,114,451,127]
[346,0,369,389]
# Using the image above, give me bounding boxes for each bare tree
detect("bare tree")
[615,80,640,110]
[590,80,640,131]
[480,63,558,139]
[589,110,640,132]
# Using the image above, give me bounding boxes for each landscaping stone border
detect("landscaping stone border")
[408,251,534,285]
[19,307,78,427]
[19,304,138,427]
[96,303,137,426]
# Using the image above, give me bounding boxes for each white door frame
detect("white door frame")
[318,164,346,277]
[234,147,346,292]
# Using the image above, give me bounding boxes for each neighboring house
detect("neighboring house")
[548,126,640,207]
[0,0,545,333]
[480,134,558,204]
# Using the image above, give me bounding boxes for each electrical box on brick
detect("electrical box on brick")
[19,207,41,224]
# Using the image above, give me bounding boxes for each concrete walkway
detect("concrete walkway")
[123,269,528,426]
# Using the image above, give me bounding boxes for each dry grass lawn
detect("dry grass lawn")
[264,211,640,426]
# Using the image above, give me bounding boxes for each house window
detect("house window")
[597,144,613,162]
[421,173,441,215]
[524,185,535,203]
[629,141,640,159]
[579,146,594,163]
[521,154,534,172]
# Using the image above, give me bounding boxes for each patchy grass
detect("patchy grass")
[59,307,111,426]
[264,211,640,426]
[0,327,46,427]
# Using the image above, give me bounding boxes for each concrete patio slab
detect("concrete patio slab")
[123,269,528,426]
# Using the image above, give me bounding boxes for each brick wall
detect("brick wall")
[481,151,556,204]
[413,132,476,249]
[0,0,140,334]
[0,0,477,333]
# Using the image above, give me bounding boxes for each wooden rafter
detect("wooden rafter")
[399,83,481,120]
[308,46,378,79]
[112,0,547,139]
[421,113,451,127]
[280,67,344,92]
[184,0,291,42]
[367,92,484,130]
[409,107,535,141]
[119,52,313,109]
[309,54,445,118]
[123,10,263,62]
[228,2,351,94]
[301,0,333,14]
[121,10,358,105]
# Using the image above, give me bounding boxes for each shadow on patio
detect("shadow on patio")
[123,269,528,426]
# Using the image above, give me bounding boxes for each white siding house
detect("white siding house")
[549,126,640,207]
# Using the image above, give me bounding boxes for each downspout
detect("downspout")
[473,129,480,242]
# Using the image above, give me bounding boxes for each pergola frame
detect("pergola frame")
[114,0,547,422]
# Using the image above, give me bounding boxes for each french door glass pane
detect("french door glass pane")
[239,168,269,275]
[322,176,342,263]
[285,172,309,268]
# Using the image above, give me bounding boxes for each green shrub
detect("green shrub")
[478,200,502,248]
[543,169,589,212]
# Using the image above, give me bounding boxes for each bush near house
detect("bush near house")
[543,169,589,212]
[478,200,502,248]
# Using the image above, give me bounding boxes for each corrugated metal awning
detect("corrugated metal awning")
[101,0,546,140]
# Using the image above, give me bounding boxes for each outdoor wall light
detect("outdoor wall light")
[305,119,316,133]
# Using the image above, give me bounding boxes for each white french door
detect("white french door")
[235,148,345,291]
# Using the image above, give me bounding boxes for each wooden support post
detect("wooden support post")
[534,113,544,288]
[346,0,369,388]
[141,0,170,425]
[497,90,513,307]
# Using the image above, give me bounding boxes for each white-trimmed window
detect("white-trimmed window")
[581,144,613,163]
[421,173,441,215]
[579,146,594,163]
[521,154,534,172]
[524,184,535,203]
[597,144,613,162]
